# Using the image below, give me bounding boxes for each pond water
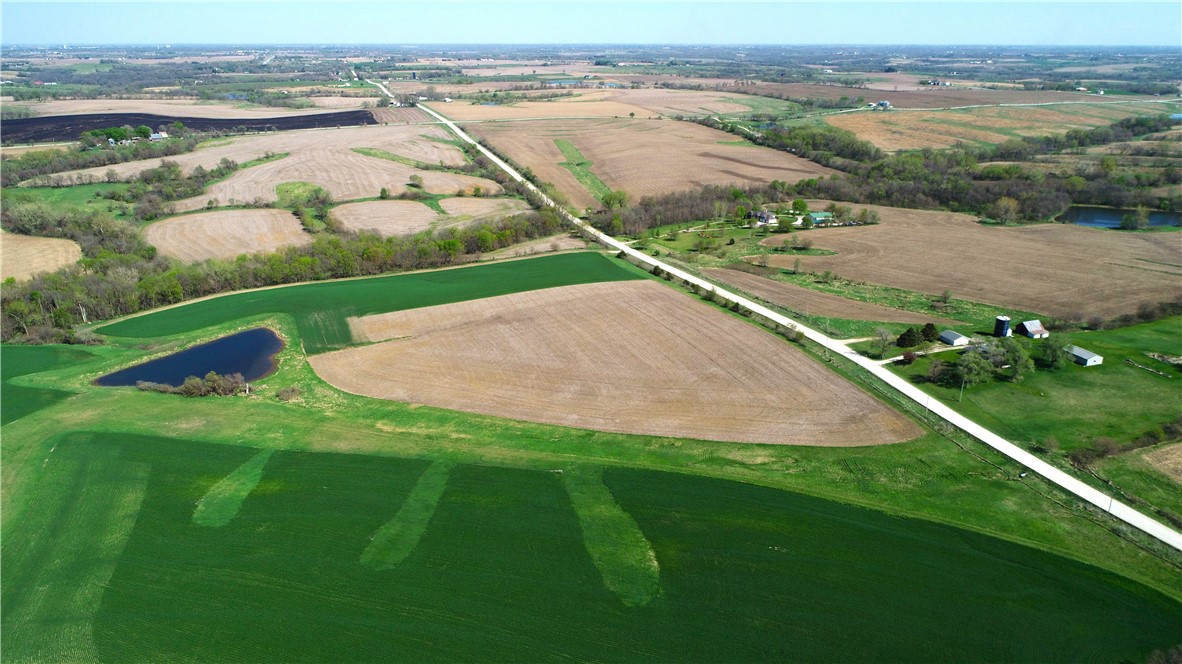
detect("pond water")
[96,327,284,387]
[1059,205,1181,229]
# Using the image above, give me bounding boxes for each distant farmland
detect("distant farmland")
[825,101,1178,151]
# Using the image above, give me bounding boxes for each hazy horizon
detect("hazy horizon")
[3,2,1180,48]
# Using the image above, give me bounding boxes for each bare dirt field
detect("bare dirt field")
[0,231,82,281]
[33,124,464,186]
[370,107,434,123]
[1144,443,1182,483]
[10,99,349,118]
[436,94,652,122]
[332,197,531,237]
[826,102,1177,151]
[34,125,500,210]
[310,280,921,446]
[469,118,837,210]
[703,267,963,326]
[763,201,1182,319]
[142,209,312,262]
[437,196,530,221]
[332,200,440,235]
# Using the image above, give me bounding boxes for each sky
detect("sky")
[2,1,1180,47]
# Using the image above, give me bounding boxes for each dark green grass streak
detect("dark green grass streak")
[7,433,1173,663]
[1,345,97,424]
[563,465,660,606]
[192,449,275,527]
[95,252,641,354]
[0,443,149,662]
[360,459,453,570]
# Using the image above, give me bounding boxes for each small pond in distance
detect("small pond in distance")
[96,327,284,387]
[1059,205,1181,229]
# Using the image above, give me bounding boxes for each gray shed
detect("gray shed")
[1068,345,1103,367]
[939,330,970,347]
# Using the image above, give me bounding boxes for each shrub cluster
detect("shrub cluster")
[136,371,248,397]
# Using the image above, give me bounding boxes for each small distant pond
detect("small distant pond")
[1058,205,1181,229]
[96,327,283,387]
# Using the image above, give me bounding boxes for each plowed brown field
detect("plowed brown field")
[310,280,921,446]
[469,118,836,210]
[331,200,440,236]
[0,231,81,281]
[38,125,467,190]
[764,202,1182,318]
[143,209,312,262]
[703,268,962,326]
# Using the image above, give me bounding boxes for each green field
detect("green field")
[3,431,1179,662]
[554,138,612,203]
[5,253,1182,661]
[1,345,99,424]
[2,183,132,220]
[96,251,644,353]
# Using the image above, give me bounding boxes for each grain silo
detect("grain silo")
[993,315,1012,337]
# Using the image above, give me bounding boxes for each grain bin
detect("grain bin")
[993,315,1012,337]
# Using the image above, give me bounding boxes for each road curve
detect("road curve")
[392,88,1182,552]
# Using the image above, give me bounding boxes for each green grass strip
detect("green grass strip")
[361,460,454,570]
[554,138,612,203]
[192,449,274,527]
[563,465,660,606]
[352,146,432,170]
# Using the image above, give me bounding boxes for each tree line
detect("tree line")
[1,128,201,187]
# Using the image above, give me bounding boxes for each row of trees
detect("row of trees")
[1,209,568,343]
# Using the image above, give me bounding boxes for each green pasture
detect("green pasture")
[95,251,643,353]
[4,253,1182,661]
[891,317,1182,451]
[554,138,612,203]
[3,183,132,220]
[3,431,1178,662]
[1,345,99,424]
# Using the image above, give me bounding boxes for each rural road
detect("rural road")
[377,84,1182,552]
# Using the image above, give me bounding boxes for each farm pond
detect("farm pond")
[96,328,283,387]
[1059,205,1181,229]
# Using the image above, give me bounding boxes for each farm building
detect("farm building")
[1016,320,1048,339]
[807,212,834,225]
[939,330,970,347]
[1068,345,1103,367]
[993,315,1012,338]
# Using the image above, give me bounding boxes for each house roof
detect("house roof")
[1068,345,1100,360]
[1020,319,1047,334]
[808,212,833,219]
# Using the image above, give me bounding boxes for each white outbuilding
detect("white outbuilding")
[939,330,970,347]
[1068,345,1103,367]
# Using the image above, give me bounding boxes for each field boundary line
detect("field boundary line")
[408,92,1182,553]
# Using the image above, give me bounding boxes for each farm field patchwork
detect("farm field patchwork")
[727,81,1146,109]
[3,431,1179,662]
[313,280,921,445]
[825,101,1179,151]
[468,118,836,210]
[31,125,490,210]
[0,230,82,281]
[143,208,313,262]
[95,252,645,354]
[763,201,1182,319]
